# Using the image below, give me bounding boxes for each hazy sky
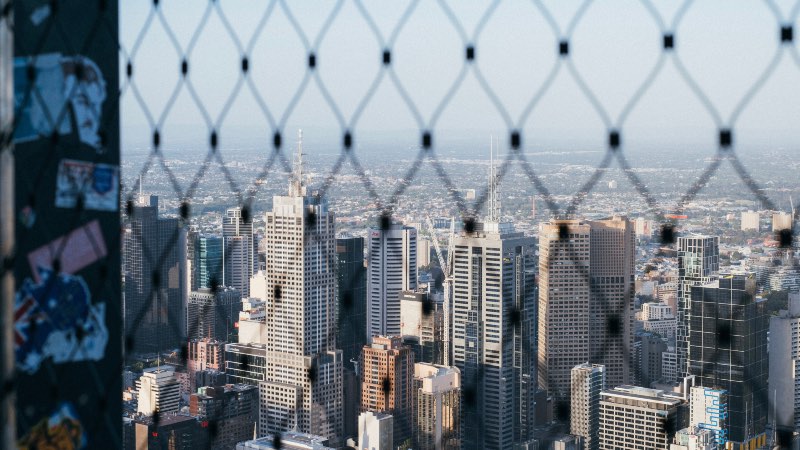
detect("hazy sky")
[119,0,800,157]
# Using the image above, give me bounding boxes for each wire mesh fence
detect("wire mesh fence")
[3,0,800,448]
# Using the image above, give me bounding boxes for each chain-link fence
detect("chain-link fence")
[3,0,800,448]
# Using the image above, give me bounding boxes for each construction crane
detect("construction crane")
[424,216,456,277]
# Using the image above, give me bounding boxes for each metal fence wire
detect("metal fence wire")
[3,0,800,448]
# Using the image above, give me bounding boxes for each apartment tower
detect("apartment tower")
[360,336,414,448]
[570,363,605,450]
[676,235,719,381]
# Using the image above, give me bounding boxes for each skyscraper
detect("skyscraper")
[571,363,604,450]
[336,235,367,442]
[688,275,768,444]
[186,287,241,341]
[124,194,186,356]
[676,235,718,381]
[400,289,444,365]
[195,234,223,290]
[768,292,800,432]
[359,336,414,448]
[413,363,460,450]
[538,219,590,405]
[224,206,256,298]
[538,217,635,408]
[587,217,635,389]
[336,235,367,366]
[257,130,343,445]
[451,146,537,449]
[367,223,417,338]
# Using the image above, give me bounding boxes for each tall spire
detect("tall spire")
[290,129,306,196]
[487,135,500,223]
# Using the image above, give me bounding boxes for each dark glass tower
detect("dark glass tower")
[124,195,184,356]
[688,275,768,444]
[195,235,223,289]
[336,235,366,442]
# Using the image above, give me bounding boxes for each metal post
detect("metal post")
[0,0,16,446]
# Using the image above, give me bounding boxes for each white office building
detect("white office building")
[256,131,343,445]
[367,223,417,338]
[136,366,180,415]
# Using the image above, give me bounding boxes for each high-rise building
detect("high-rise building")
[255,130,343,445]
[688,275,767,444]
[538,219,590,406]
[358,411,393,450]
[336,235,367,366]
[400,289,444,365]
[538,217,635,408]
[413,363,460,450]
[570,363,605,450]
[195,234,223,290]
[336,235,366,443]
[662,345,678,384]
[769,291,800,432]
[137,367,181,415]
[637,332,668,386]
[223,206,256,298]
[740,211,759,231]
[451,149,537,449]
[676,235,719,381]
[189,384,258,449]
[187,287,241,341]
[598,386,685,450]
[688,386,728,446]
[124,194,186,356]
[773,211,793,232]
[367,222,417,338]
[187,338,226,392]
[360,336,414,448]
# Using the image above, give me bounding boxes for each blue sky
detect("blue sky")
[119,0,800,155]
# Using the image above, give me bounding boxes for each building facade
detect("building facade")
[769,292,800,432]
[413,363,460,450]
[189,384,259,449]
[451,215,536,449]
[195,234,223,290]
[598,386,685,449]
[367,223,418,338]
[137,367,181,415]
[676,235,719,381]
[223,206,256,299]
[688,275,767,444]
[400,289,444,365]
[124,194,186,356]
[249,132,343,445]
[570,363,605,450]
[360,336,414,448]
[538,217,635,409]
[187,287,241,341]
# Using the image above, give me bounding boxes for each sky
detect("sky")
[119,0,800,159]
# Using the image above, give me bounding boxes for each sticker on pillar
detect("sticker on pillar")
[55,159,119,211]
[17,402,87,449]
[27,219,107,283]
[14,269,108,374]
[13,53,107,150]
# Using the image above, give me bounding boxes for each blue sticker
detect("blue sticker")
[15,268,108,374]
